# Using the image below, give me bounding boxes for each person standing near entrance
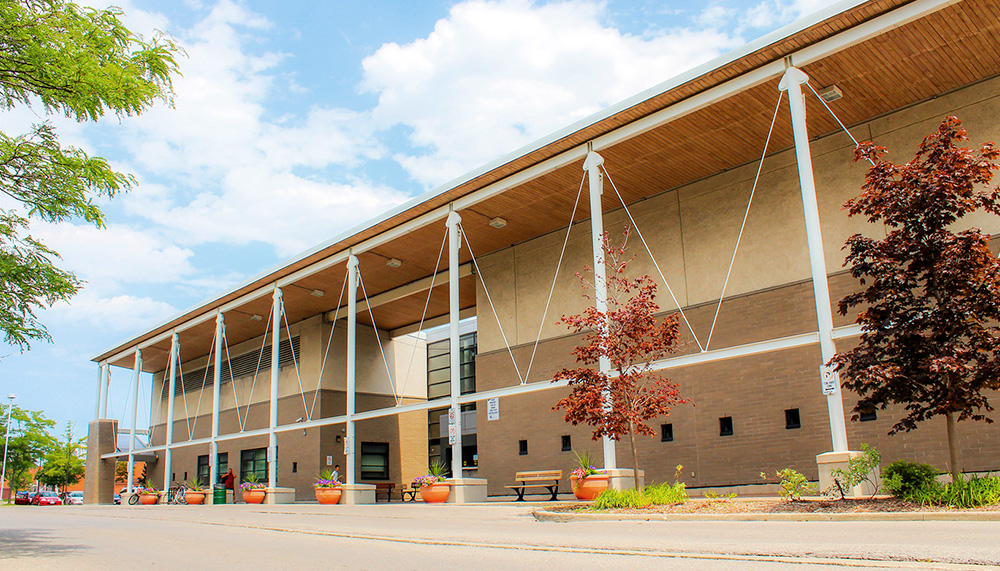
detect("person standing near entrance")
[223,468,237,503]
[331,464,341,483]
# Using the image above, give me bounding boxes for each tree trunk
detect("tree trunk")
[945,411,960,482]
[628,423,641,492]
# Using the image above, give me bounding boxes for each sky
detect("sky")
[1,0,831,440]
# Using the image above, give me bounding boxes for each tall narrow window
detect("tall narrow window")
[518,440,528,455]
[360,442,389,480]
[785,408,801,429]
[240,448,267,484]
[197,455,209,487]
[561,435,571,451]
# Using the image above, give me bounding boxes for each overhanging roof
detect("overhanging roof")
[96,0,1000,372]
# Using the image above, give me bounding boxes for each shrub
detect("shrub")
[882,461,939,499]
[828,443,881,499]
[943,474,1000,508]
[589,467,688,510]
[762,468,815,501]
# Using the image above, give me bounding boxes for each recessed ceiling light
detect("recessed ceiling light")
[818,85,843,103]
[311,289,325,297]
[386,258,402,268]
[489,217,507,229]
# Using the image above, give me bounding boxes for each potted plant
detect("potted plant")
[415,461,450,503]
[138,484,160,505]
[569,450,609,500]
[185,479,207,505]
[314,469,342,504]
[240,472,266,504]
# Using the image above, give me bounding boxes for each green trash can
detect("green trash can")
[213,484,226,504]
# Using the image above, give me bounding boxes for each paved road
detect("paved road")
[2,503,998,570]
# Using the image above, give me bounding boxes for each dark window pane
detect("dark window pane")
[561,435,571,451]
[785,408,801,429]
[661,423,674,442]
[518,440,528,455]
[719,417,734,437]
[360,442,389,480]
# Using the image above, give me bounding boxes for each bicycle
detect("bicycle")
[165,483,188,505]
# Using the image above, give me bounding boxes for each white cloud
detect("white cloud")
[361,0,742,188]
[47,290,178,333]
[742,0,829,30]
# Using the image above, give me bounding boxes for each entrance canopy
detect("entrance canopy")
[94,0,1000,372]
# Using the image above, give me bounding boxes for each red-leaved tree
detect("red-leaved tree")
[553,228,687,490]
[832,117,1000,481]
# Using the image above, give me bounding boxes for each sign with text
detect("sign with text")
[343,438,351,456]
[820,364,840,395]
[326,455,333,466]
[487,397,500,421]
[448,424,457,445]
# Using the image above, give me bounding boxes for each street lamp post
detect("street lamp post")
[1,393,15,504]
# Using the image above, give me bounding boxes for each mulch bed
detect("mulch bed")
[553,497,1000,514]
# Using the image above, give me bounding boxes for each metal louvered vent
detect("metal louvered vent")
[161,336,300,398]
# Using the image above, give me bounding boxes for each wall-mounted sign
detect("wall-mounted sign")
[820,364,839,396]
[448,424,457,445]
[326,455,333,466]
[487,397,499,421]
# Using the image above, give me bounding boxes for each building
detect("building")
[86,0,1000,503]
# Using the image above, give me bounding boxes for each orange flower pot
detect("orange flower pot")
[418,482,450,503]
[242,489,266,504]
[570,474,609,500]
[315,487,342,504]
[139,494,159,505]
[185,492,206,505]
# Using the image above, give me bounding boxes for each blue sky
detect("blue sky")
[1,0,828,439]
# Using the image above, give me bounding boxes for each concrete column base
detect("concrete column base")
[817,451,879,497]
[340,484,376,505]
[119,491,138,507]
[606,469,644,491]
[264,487,296,504]
[444,478,487,503]
[84,419,117,505]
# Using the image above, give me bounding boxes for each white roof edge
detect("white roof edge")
[93,0,870,362]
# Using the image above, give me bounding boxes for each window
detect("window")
[518,440,528,456]
[785,408,801,430]
[217,453,228,479]
[197,455,210,487]
[661,423,674,442]
[859,408,877,422]
[292,462,297,474]
[426,333,477,400]
[719,416,734,437]
[241,448,268,484]
[360,442,389,480]
[561,435,571,452]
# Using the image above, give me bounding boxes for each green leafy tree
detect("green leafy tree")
[832,117,1000,481]
[1,402,57,496]
[38,422,85,491]
[0,0,181,349]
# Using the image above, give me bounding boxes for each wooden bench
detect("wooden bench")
[504,470,563,501]
[374,482,395,502]
[400,483,418,502]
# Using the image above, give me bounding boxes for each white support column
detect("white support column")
[584,151,617,470]
[94,363,104,420]
[779,66,849,453]
[163,332,178,491]
[345,256,359,486]
[126,349,142,494]
[210,313,224,495]
[446,211,464,479]
[269,288,282,490]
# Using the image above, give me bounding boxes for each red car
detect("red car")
[13,491,31,505]
[31,491,63,506]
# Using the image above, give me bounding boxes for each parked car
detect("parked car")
[32,491,63,506]
[63,491,84,505]
[13,491,31,505]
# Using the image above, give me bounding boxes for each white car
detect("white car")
[64,491,84,505]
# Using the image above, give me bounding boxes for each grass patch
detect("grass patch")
[590,481,688,510]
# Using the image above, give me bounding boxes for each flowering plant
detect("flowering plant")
[240,471,266,491]
[314,469,341,489]
[414,460,448,488]
[570,450,603,489]
[138,484,159,495]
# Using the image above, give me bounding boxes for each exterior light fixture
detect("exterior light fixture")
[310,289,324,297]
[1,393,15,504]
[250,314,263,321]
[386,258,402,268]
[817,85,843,103]
[489,217,507,229]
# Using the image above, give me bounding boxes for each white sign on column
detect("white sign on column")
[487,397,500,421]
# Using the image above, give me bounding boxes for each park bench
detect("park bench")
[374,482,395,502]
[400,482,418,502]
[504,470,562,501]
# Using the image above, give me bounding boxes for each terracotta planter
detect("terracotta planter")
[242,489,266,504]
[185,491,206,505]
[570,474,609,500]
[315,487,342,505]
[418,482,450,503]
[139,493,159,505]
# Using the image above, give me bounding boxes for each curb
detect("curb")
[533,508,1000,523]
